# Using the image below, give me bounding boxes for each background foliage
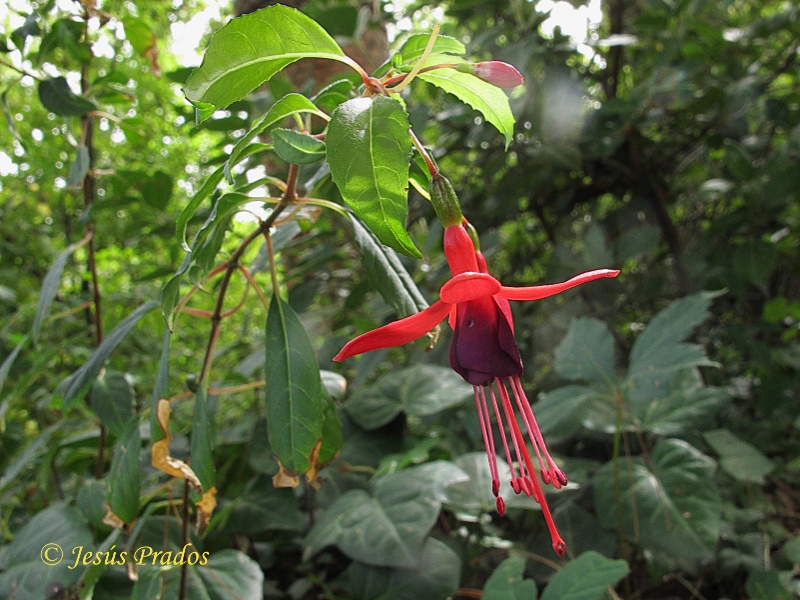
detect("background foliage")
[0,0,798,599]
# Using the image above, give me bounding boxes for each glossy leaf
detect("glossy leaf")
[348,211,429,318]
[398,34,465,63]
[107,418,142,523]
[38,76,96,116]
[540,551,628,600]
[184,5,349,116]
[264,294,324,484]
[482,555,537,600]
[703,428,775,484]
[348,538,461,600]
[417,66,514,148]
[594,439,721,564]
[89,370,135,437]
[345,365,472,430]
[272,128,326,164]
[554,317,616,385]
[327,96,420,258]
[58,300,159,408]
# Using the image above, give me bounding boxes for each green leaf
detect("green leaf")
[305,462,466,567]
[327,96,420,258]
[11,14,41,51]
[540,551,628,600]
[265,294,324,481]
[38,76,96,117]
[184,5,349,116]
[398,34,465,63]
[272,128,326,164]
[150,329,171,443]
[417,67,515,148]
[534,385,599,440]
[783,535,800,563]
[345,365,472,430]
[176,164,225,252]
[745,570,793,600]
[122,16,155,56]
[635,385,729,435]
[594,439,721,565]
[67,144,90,187]
[442,452,533,513]
[191,387,216,489]
[140,170,173,210]
[703,429,775,484]
[89,370,135,437]
[33,241,82,343]
[627,292,721,403]
[0,503,93,599]
[219,474,302,534]
[319,393,343,466]
[107,419,142,523]
[554,317,615,385]
[58,300,159,408]
[225,92,328,182]
[348,211,429,317]
[348,538,461,600]
[0,422,61,495]
[482,555,537,600]
[0,335,28,402]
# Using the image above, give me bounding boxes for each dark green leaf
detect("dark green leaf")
[38,76,96,117]
[140,170,173,210]
[272,128,326,164]
[0,422,61,495]
[265,294,324,480]
[184,5,348,116]
[191,387,216,489]
[703,429,775,484]
[107,419,142,523]
[540,551,628,600]
[33,241,82,343]
[554,317,616,385]
[0,335,28,403]
[348,211,429,317]
[442,452,533,513]
[327,96,420,258]
[319,393,343,465]
[11,14,41,51]
[534,385,599,440]
[349,538,461,600]
[89,370,135,436]
[219,474,302,534]
[635,385,728,435]
[745,570,793,600]
[345,365,472,430]
[58,300,159,408]
[594,439,721,564]
[0,503,93,599]
[482,555,537,600]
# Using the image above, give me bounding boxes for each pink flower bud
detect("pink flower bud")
[473,61,524,89]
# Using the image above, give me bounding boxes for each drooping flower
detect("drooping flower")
[335,216,619,556]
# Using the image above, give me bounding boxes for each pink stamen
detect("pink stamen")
[512,377,568,488]
[496,496,506,516]
[474,386,500,497]
[496,381,532,487]
[509,377,550,482]
[488,383,517,484]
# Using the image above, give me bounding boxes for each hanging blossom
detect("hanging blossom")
[334,174,619,556]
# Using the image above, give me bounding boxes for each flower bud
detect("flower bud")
[429,172,463,227]
[459,61,524,89]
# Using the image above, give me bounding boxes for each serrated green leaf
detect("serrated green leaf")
[703,429,775,484]
[417,67,514,148]
[348,211,428,317]
[540,551,628,600]
[483,555,537,600]
[554,317,615,385]
[184,5,349,117]
[272,128,326,164]
[191,387,216,490]
[594,439,721,565]
[345,365,472,430]
[398,33,465,63]
[636,385,728,435]
[90,370,135,436]
[225,92,328,182]
[348,538,461,600]
[107,418,142,523]
[327,96,420,258]
[0,503,93,599]
[265,294,324,480]
[38,76,96,117]
[58,300,159,408]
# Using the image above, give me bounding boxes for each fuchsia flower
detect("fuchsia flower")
[335,217,619,556]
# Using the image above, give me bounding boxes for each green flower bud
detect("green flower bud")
[429,172,463,227]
